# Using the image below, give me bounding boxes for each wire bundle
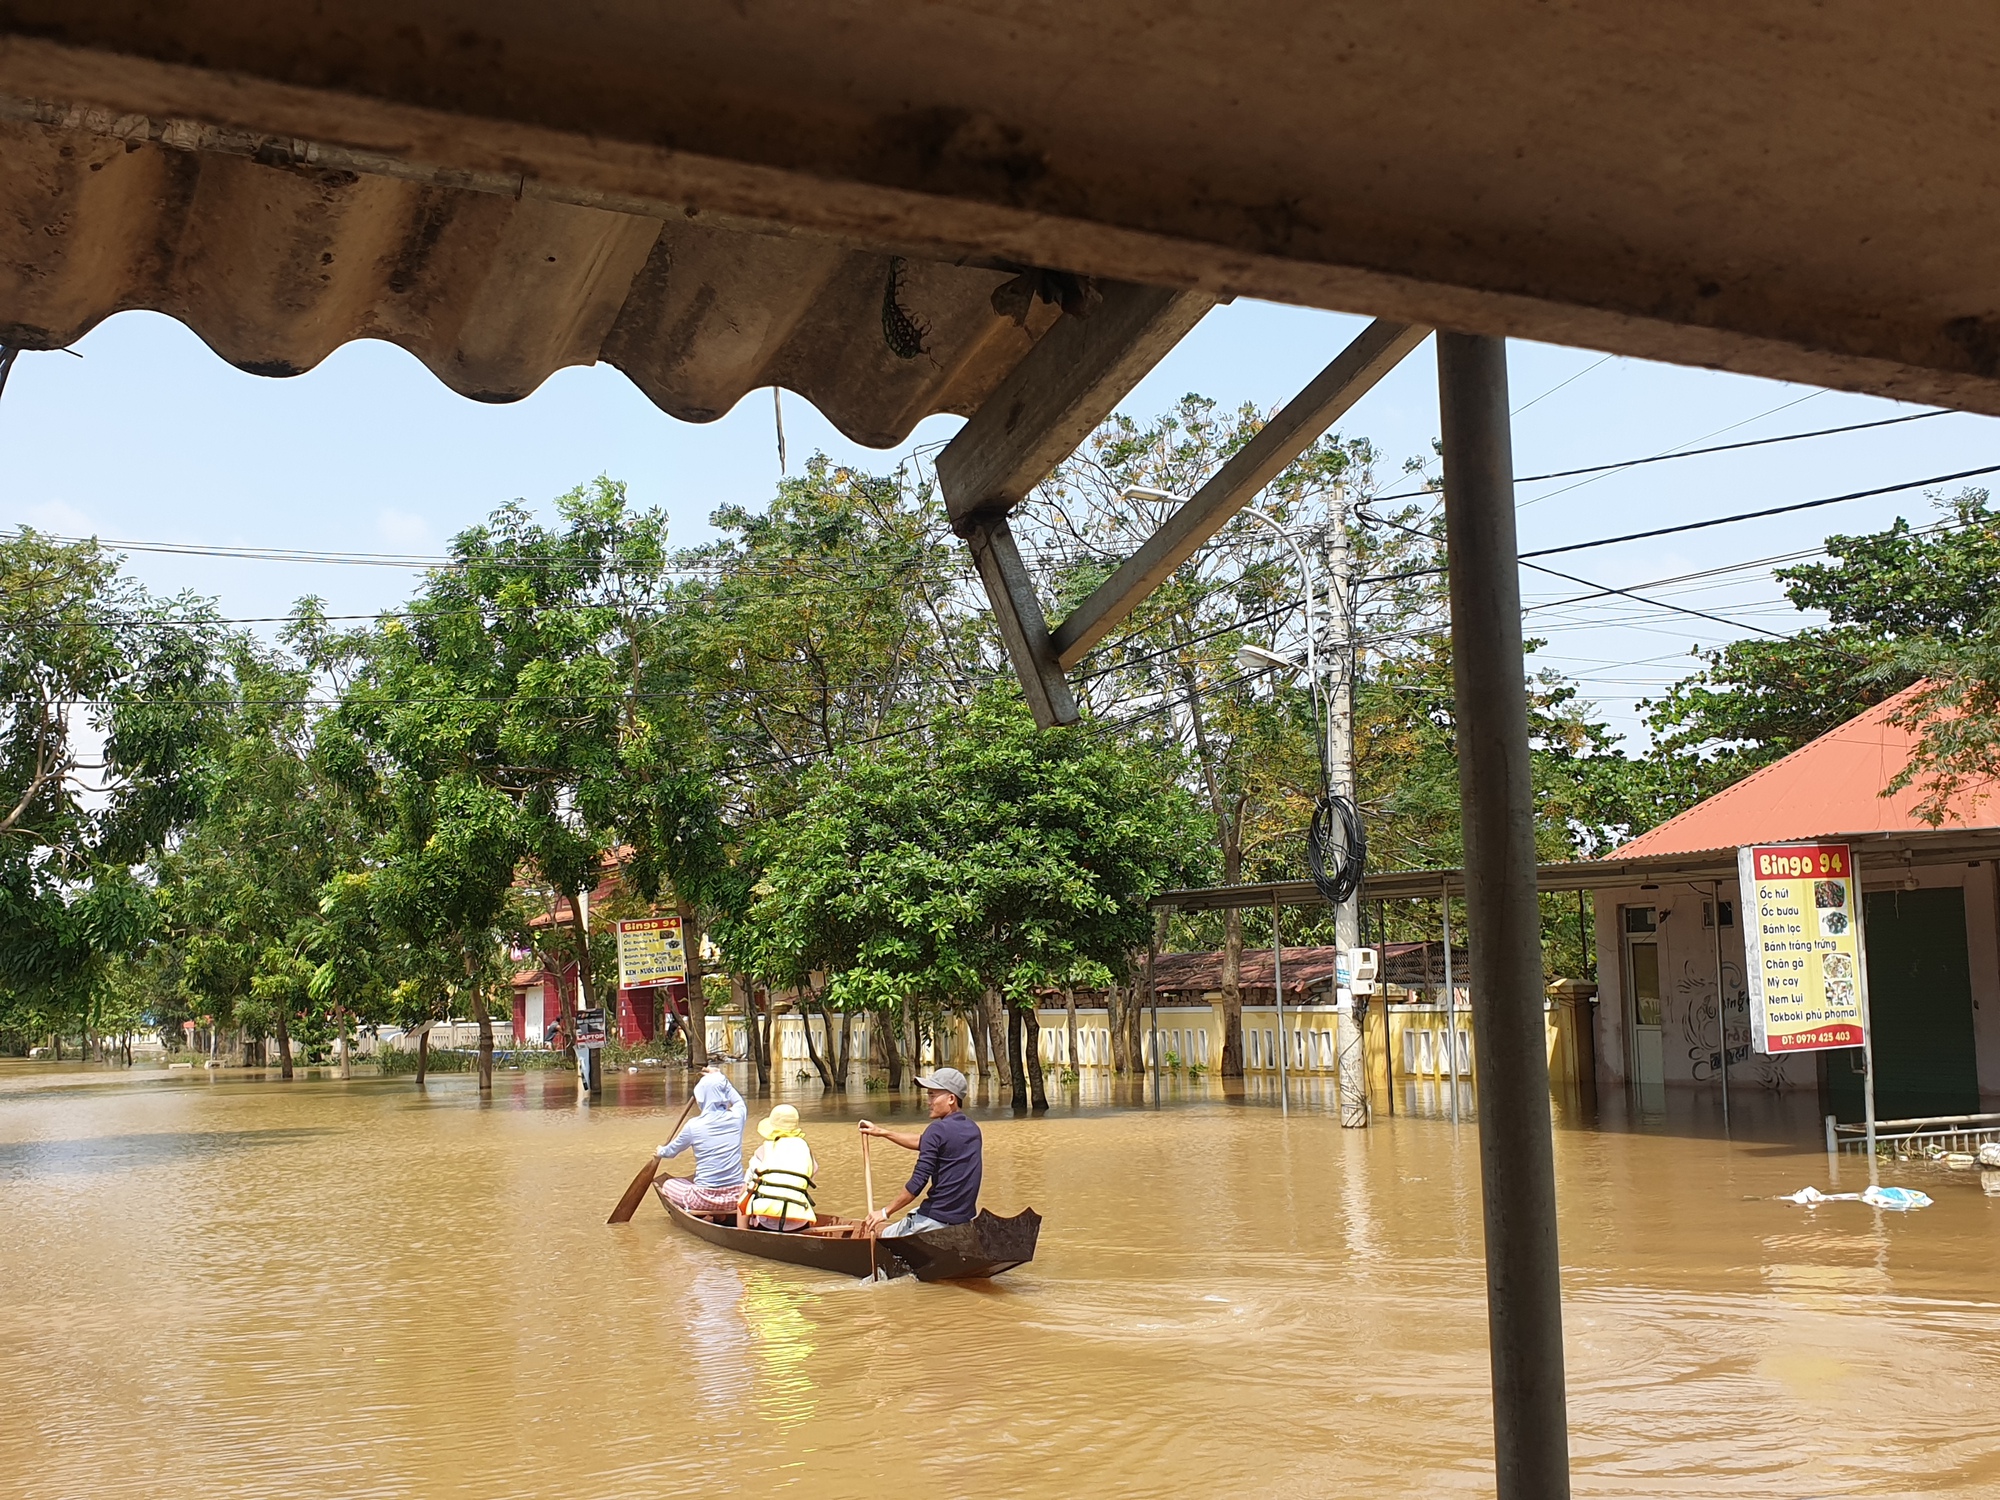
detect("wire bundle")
[1307,792,1367,907]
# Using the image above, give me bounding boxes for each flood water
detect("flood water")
[3,1062,1997,1499]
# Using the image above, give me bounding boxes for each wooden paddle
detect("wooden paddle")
[607,1092,698,1224]
[862,1128,879,1280]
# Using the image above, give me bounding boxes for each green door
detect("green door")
[1827,887,1980,1122]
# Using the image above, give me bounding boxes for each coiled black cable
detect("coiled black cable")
[1307,792,1367,906]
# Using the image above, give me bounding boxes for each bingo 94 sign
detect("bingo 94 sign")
[1737,842,1866,1053]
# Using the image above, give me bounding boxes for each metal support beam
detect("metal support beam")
[964,511,1078,727]
[938,283,1214,526]
[1052,319,1429,668]
[939,280,1210,725]
[1437,331,1571,1500]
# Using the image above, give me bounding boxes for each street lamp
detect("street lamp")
[1236,642,1302,677]
[1121,488,1330,782]
[1121,486,1370,1126]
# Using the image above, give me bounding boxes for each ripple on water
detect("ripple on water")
[4,1066,2000,1497]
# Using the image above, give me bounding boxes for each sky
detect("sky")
[3,302,1995,749]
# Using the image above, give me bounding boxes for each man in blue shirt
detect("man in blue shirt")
[656,1068,748,1218]
[860,1067,981,1238]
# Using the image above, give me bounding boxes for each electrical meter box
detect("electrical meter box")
[1347,947,1380,996]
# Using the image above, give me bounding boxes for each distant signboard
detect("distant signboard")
[574,1007,608,1050]
[1738,841,1867,1053]
[615,916,687,988]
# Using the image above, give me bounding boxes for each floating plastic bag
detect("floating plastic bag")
[1860,1184,1932,1211]
[1779,1184,1931,1210]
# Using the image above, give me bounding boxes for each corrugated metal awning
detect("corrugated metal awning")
[0,97,1073,448]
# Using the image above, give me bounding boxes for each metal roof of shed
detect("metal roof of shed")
[0,98,1070,447]
[6,6,2000,413]
[1610,685,2000,860]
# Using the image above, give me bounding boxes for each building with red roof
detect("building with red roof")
[1591,685,2000,1119]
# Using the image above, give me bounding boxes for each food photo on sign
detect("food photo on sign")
[1737,841,1868,1054]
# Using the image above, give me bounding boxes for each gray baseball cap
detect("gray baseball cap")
[913,1066,969,1101]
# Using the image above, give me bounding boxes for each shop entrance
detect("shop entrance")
[1826,887,1979,1121]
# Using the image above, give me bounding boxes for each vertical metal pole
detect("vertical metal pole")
[1437,331,1572,1500]
[1149,910,1164,1109]
[1443,882,1459,1127]
[1712,881,1730,1133]
[1852,862,1879,1181]
[1273,895,1289,1118]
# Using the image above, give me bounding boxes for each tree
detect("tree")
[0,529,225,1052]
[1638,489,2000,811]
[324,481,700,1087]
[670,457,972,1085]
[744,692,1211,1109]
[144,632,381,1074]
[1016,394,1398,1075]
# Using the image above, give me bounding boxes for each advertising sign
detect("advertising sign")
[574,1007,608,1050]
[615,916,686,988]
[1737,842,1867,1053]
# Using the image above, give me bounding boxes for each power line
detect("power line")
[1357,460,1997,586]
[1516,408,1949,484]
[1518,461,2000,559]
[1365,407,1952,505]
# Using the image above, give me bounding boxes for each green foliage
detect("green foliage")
[139,634,386,1052]
[741,692,1212,1016]
[0,529,229,1042]
[1638,489,2000,812]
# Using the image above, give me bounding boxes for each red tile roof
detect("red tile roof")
[1151,941,1460,997]
[1612,682,1999,860]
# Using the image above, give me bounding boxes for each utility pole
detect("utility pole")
[1237,490,1366,1126]
[1327,483,1367,1128]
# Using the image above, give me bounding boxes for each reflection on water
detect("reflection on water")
[2,1059,1998,1498]
[685,1263,755,1415]
[740,1269,819,1428]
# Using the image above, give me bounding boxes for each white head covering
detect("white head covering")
[695,1071,741,1113]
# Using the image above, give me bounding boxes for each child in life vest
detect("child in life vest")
[738,1104,818,1231]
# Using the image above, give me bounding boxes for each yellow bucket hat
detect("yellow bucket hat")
[757,1103,803,1140]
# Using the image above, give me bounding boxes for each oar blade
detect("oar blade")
[608,1157,660,1224]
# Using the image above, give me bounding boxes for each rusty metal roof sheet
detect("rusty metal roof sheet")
[0,100,1067,448]
[1611,685,2000,861]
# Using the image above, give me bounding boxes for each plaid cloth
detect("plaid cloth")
[663,1176,744,1217]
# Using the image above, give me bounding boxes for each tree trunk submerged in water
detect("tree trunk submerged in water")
[802,994,836,1090]
[415,1025,430,1086]
[876,1006,904,1089]
[677,897,709,1069]
[1026,1009,1048,1109]
[978,989,1011,1096]
[1218,906,1245,1079]
[970,1004,993,1091]
[1006,1005,1024,1109]
[1064,987,1080,1086]
[275,1003,294,1080]
[467,954,493,1092]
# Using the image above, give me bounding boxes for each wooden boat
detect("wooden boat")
[655,1181,1040,1282]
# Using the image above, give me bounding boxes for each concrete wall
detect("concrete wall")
[708,998,1600,1091]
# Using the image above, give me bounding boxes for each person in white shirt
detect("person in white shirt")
[656,1069,748,1218]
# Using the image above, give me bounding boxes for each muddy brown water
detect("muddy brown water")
[2,1062,1997,1499]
